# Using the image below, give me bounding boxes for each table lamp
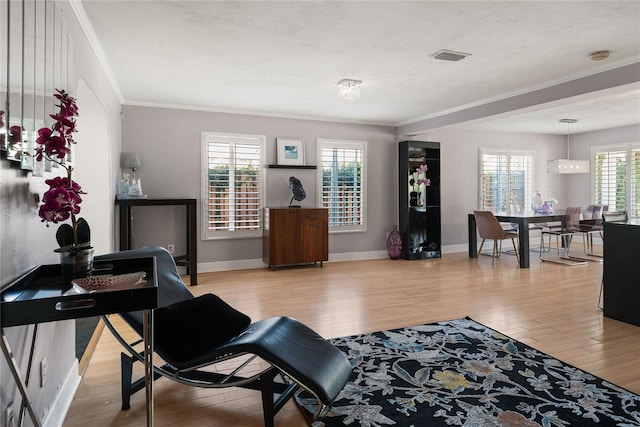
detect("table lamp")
[121,152,141,179]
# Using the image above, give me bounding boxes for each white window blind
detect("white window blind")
[317,139,367,232]
[479,149,534,212]
[201,132,265,239]
[593,145,640,216]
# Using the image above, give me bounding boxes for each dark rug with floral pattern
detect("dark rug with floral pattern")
[295,317,640,426]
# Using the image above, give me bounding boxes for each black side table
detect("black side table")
[116,198,197,285]
[1,256,158,427]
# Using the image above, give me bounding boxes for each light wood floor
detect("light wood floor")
[63,250,640,427]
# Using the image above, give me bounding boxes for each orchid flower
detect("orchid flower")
[35,89,87,247]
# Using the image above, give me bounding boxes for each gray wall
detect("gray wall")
[1,1,122,425]
[412,129,567,248]
[121,105,640,268]
[416,125,640,248]
[566,124,640,208]
[120,106,397,266]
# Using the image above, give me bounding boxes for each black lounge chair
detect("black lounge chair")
[95,246,351,426]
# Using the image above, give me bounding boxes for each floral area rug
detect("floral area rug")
[295,317,640,427]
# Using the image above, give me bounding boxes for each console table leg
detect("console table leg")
[1,329,42,427]
[143,309,154,426]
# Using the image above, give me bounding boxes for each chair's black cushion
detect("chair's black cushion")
[154,293,251,363]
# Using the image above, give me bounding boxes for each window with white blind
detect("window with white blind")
[592,144,640,217]
[316,138,367,232]
[201,132,265,239]
[479,149,535,211]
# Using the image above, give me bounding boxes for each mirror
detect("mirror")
[1,0,73,171]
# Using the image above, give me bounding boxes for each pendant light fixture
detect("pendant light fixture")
[547,119,590,174]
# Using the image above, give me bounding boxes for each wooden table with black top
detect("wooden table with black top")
[468,211,566,268]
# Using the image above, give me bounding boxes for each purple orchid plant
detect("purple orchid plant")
[415,164,431,188]
[410,164,431,192]
[34,89,90,250]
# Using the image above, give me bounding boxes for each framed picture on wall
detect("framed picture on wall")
[276,137,305,166]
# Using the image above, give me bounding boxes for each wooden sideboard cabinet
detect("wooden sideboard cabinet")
[263,208,328,270]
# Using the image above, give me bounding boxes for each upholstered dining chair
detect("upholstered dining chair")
[473,210,520,266]
[540,206,582,259]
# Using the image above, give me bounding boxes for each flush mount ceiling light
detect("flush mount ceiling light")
[547,119,590,174]
[590,50,610,61]
[431,49,472,62]
[337,79,362,102]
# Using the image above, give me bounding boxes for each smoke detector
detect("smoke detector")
[589,50,610,61]
[431,49,471,62]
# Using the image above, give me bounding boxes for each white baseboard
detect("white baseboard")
[197,246,467,273]
[442,244,469,254]
[45,359,81,427]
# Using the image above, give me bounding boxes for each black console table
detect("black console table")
[1,256,158,427]
[116,198,197,285]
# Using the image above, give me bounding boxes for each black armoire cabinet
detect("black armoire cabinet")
[399,141,441,259]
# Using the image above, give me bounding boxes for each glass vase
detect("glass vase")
[59,245,94,280]
[386,225,403,260]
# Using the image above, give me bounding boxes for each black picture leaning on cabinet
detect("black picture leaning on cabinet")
[399,141,441,260]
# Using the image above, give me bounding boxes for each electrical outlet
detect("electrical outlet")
[5,405,14,427]
[167,244,175,255]
[40,357,47,388]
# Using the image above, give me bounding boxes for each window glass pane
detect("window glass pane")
[631,149,640,217]
[318,139,366,232]
[202,133,264,239]
[593,145,640,217]
[480,150,534,212]
[594,150,626,212]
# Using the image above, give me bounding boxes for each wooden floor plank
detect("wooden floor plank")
[63,250,640,426]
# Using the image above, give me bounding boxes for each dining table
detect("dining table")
[468,211,566,268]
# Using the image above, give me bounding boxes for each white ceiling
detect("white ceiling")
[78,0,640,135]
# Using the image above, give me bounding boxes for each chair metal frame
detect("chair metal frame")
[96,247,351,427]
[101,315,329,425]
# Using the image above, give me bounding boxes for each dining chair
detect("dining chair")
[579,204,604,255]
[540,206,582,259]
[473,210,520,266]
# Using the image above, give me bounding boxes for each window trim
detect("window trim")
[200,131,266,240]
[316,138,367,233]
[478,148,535,211]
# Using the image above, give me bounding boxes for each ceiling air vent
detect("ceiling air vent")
[431,49,471,62]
